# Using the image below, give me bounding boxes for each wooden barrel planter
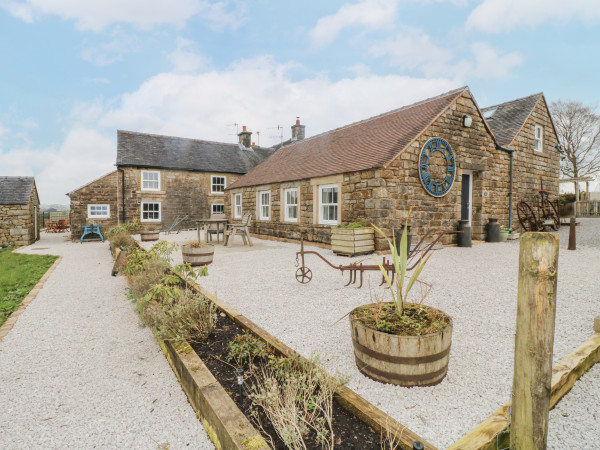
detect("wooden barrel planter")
[181,244,214,266]
[349,304,452,387]
[140,230,160,242]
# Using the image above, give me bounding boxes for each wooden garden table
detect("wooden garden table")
[195,218,228,244]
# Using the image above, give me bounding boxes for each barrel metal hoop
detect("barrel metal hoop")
[355,356,448,384]
[352,337,450,365]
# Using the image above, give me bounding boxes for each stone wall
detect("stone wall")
[118,168,242,233]
[509,98,560,231]
[69,171,119,240]
[226,90,510,250]
[0,188,40,247]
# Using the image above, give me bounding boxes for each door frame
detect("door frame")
[462,170,473,226]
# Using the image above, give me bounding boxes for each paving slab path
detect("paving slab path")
[0,233,214,450]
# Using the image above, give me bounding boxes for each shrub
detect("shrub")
[249,355,348,450]
[108,231,137,253]
[147,289,217,343]
[128,258,170,300]
[228,332,271,369]
[337,221,366,229]
[105,219,141,239]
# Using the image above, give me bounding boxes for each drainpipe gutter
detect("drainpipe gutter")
[498,146,514,230]
[117,167,126,224]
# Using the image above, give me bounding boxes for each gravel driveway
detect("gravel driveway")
[150,220,600,449]
[0,233,213,450]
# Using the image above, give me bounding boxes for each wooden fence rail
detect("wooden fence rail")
[575,200,600,217]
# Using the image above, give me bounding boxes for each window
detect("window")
[88,204,110,218]
[284,188,298,222]
[259,190,270,220]
[534,125,544,152]
[141,170,160,191]
[212,203,224,215]
[234,193,242,219]
[141,202,161,222]
[319,184,338,225]
[211,175,226,194]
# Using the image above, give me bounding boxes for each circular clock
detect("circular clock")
[418,138,456,197]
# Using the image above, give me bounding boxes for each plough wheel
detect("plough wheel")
[541,198,560,231]
[517,201,537,231]
[295,267,312,284]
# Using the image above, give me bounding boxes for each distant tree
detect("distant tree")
[551,100,600,195]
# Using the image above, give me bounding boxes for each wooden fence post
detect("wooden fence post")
[511,232,559,449]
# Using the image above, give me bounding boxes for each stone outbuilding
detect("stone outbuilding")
[0,176,41,247]
[68,129,275,240]
[225,87,560,250]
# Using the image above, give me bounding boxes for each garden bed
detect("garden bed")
[190,312,381,449]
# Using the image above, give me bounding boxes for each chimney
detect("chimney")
[291,117,305,141]
[238,125,252,147]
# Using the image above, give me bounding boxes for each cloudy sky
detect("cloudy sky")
[1,0,599,204]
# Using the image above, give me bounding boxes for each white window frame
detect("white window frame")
[234,193,242,219]
[534,125,544,152]
[259,190,270,221]
[284,188,299,223]
[211,175,226,194]
[318,184,339,225]
[212,203,225,215]
[141,170,160,191]
[141,202,161,222]
[87,204,110,219]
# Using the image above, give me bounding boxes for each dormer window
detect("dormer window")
[534,125,543,152]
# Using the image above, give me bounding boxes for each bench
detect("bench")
[81,225,104,243]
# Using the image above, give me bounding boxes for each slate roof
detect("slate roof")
[482,93,542,147]
[229,87,468,189]
[0,176,35,205]
[116,130,275,174]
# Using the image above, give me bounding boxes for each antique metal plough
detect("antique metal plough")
[294,230,451,288]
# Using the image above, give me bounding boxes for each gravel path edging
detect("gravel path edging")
[160,339,269,450]
[0,255,62,342]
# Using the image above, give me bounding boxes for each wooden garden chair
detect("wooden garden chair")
[44,219,57,233]
[206,213,226,242]
[56,219,69,233]
[224,212,253,247]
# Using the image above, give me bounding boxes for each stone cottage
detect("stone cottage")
[482,93,560,215]
[0,176,40,247]
[68,129,275,240]
[225,87,560,250]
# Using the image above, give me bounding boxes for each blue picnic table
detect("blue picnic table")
[81,225,104,243]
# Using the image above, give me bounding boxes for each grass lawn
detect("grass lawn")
[0,247,58,327]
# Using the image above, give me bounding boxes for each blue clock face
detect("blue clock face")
[419,138,456,197]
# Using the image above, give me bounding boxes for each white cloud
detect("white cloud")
[371,29,522,80]
[309,0,399,46]
[0,0,241,32]
[168,38,210,73]
[0,128,115,205]
[464,42,523,78]
[370,28,454,77]
[99,56,457,147]
[467,0,600,33]
[80,29,140,66]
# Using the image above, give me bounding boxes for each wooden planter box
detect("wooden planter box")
[331,227,375,256]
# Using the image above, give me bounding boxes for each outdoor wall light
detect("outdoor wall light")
[463,114,473,128]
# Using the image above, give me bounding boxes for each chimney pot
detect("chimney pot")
[242,125,247,132]
[291,117,306,142]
